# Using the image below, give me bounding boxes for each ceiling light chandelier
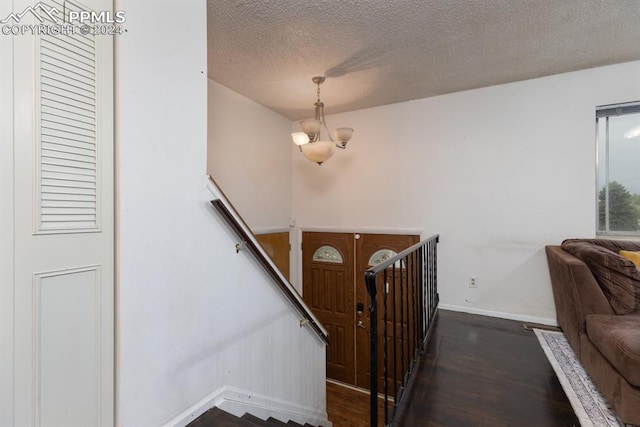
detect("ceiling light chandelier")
[291,76,354,165]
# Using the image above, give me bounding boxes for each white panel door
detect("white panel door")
[11,0,114,425]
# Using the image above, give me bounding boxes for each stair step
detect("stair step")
[241,413,268,426]
[188,406,320,427]
[188,407,260,427]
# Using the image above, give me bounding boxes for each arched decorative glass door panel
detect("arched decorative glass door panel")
[312,245,344,264]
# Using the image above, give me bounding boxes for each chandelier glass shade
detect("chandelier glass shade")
[300,140,335,164]
[291,76,354,165]
[291,132,309,146]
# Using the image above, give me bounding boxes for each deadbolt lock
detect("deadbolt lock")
[357,302,364,317]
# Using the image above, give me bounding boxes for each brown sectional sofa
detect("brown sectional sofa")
[546,239,640,426]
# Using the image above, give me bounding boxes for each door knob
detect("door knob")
[357,320,367,329]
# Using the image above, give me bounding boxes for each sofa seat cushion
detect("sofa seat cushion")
[586,312,640,387]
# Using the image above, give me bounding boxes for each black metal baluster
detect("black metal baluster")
[407,254,416,364]
[425,244,432,329]
[399,258,405,396]
[383,268,388,425]
[429,240,434,319]
[411,252,414,359]
[431,242,435,319]
[392,262,397,409]
[426,243,433,328]
[411,251,417,360]
[434,237,439,314]
[404,255,411,372]
[433,241,437,316]
[404,255,410,378]
[418,248,421,347]
[418,245,427,347]
[420,245,427,345]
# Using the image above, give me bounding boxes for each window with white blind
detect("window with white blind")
[596,102,640,236]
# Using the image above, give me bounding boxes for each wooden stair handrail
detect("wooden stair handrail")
[206,176,328,344]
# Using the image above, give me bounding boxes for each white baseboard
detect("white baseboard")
[439,304,558,327]
[162,385,332,427]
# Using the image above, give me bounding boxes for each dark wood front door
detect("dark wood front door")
[302,231,418,388]
[302,232,355,383]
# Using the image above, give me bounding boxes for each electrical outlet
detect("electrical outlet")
[469,276,478,288]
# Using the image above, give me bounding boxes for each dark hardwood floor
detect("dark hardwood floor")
[326,381,384,427]
[326,310,579,427]
[393,310,579,427]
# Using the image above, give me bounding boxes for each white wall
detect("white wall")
[292,61,640,324]
[116,1,326,426]
[0,6,14,423]
[207,80,292,233]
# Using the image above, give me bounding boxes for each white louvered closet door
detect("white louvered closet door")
[12,0,114,426]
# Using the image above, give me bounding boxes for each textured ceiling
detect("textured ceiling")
[207,0,640,120]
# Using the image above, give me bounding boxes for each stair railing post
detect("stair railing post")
[365,271,378,427]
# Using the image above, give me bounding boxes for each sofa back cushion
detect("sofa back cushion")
[561,239,640,315]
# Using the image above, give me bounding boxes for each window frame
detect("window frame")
[595,101,640,237]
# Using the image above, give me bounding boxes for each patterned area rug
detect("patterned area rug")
[534,329,623,427]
